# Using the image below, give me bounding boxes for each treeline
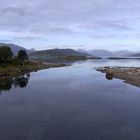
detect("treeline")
[0,46,28,65]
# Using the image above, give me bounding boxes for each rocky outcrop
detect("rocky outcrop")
[96,67,140,88]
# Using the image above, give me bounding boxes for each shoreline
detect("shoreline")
[0,61,66,81]
[96,66,140,75]
[96,66,140,88]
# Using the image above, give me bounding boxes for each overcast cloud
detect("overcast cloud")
[0,0,140,50]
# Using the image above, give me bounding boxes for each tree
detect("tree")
[17,50,28,64]
[0,46,13,63]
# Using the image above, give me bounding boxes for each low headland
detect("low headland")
[0,61,66,80]
[0,46,66,80]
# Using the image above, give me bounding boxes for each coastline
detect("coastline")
[96,66,140,88]
[0,61,66,81]
[96,66,140,75]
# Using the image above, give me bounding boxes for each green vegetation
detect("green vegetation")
[0,46,28,66]
[0,46,13,63]
[17,50,28,64]
[0,46,32,78]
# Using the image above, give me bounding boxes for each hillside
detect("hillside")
[88,50,113,57]
[0,43,34,55]
[113,50,133,57]
[77,49,135,58]
[29,48,94,63]
[130,53,140,57]
[30,49,89,58]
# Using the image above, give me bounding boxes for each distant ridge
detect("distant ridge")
[88,50,113,57]
[130,53,140,57]
[77,49,136,58]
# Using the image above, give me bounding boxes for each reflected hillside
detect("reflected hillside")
[0,74,30,94]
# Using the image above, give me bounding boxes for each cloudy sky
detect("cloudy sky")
[0,0,140,51]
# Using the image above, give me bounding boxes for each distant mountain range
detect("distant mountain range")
[130,53,140,57]
[0,43,35,55]
[1,42,140,58]
[77,49,138,58]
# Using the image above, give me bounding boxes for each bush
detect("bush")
[12,58,20,66]
[17,50,28,64]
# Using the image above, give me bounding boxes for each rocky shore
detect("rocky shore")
[96,66,140,88]
[0,61,66,80]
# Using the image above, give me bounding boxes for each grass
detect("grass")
[0,61,66,80]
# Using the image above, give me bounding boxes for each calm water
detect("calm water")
[1,59,140,140]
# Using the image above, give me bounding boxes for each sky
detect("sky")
[0,0,140,51]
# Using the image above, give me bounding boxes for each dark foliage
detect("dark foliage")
[0,46,13,63]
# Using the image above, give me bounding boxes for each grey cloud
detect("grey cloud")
[14,36,41,41]
[1,6,26,16]
[31,26,74,34]
[0,0,140,40]
[98,20,129,30]
[80,20,130,31]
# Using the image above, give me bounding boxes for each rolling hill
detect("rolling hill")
[29,48,94,63]
[129,53,140,57]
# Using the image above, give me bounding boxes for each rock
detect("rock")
[97,66,140,88]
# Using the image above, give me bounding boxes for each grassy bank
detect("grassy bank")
[0,61,66,80]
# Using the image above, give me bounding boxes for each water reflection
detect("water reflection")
[0,74,30,94]
[1,60,140,140]
[0,79,13,91]
[30,57,86,65]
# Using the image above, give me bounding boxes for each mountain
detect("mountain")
[30,48,89,58]
[87,49,135,58]
[0,43,35,55]
[113,50,133,57]
[130,53,140,57]
[88,50,113,57]
[77,49,89,54]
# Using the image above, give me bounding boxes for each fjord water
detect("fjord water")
[1,59,140,140]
